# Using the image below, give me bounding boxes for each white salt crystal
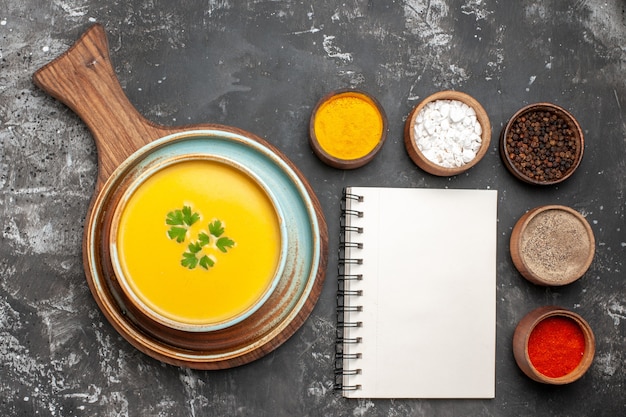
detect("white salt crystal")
[462,148,476,163]
[449,103,465,123]
[438,101,450,118]
[413,99,482,168]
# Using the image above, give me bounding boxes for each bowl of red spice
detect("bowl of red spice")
[309,89,388,169]
[500,103,584,185]
[510,205,595,286]
[404,90,492,176]
[513,306,595,384]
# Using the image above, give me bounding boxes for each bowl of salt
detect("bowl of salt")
[404,90,491,176]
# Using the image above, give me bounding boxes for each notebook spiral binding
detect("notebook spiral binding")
[334,189,364,392]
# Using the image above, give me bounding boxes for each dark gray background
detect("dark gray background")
[1,0,625,416]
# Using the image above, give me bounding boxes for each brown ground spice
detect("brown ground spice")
[520,209,592,284]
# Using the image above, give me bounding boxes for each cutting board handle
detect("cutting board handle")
[33,24,172,187]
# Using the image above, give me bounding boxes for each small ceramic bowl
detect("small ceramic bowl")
[500,103,583,185]
[404,90,491,176]
[510,205,595,286]
[309,89,388,169]
[513,306,595,384]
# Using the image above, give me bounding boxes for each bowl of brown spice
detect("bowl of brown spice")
[500,103,583,185]
[510,205,595,286]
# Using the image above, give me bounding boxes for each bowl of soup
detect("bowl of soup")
[109,156,287,332]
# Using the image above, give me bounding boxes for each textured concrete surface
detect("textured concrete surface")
[1,0,625,416]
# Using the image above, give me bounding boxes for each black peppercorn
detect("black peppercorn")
[504,109,580,183]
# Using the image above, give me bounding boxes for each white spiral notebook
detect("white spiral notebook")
[336,186,497,399]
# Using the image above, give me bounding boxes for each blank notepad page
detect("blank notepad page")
[339,187,497,399]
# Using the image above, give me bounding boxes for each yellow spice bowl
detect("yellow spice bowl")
[309,89,388,169]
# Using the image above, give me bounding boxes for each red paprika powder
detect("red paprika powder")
[527,315,585,378]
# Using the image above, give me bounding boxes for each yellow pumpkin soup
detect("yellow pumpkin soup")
[112,158,283,329]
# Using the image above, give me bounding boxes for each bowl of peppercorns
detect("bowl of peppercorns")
[500,103,584,185]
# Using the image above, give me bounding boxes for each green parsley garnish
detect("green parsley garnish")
[216,236,235,253]
[166,206,200,243]
[199,255,215,270]
[166,206,235,271]
[198,232,211,247]
[181,251,199,269]
[208,219,225,237]
[167,226,187,243]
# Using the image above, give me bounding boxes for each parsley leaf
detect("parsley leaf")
[198,232,211,247]
[166,209,185,226]
[181,252,198,269]
[199,255,214,270]
[208,220,224,237]
[188,241,202,254]
[182,206,200,226]
[167,226,187,243]
[166,206,200,243]
[216,236,235,253]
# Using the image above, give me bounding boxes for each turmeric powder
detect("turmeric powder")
[313,92,383,160]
